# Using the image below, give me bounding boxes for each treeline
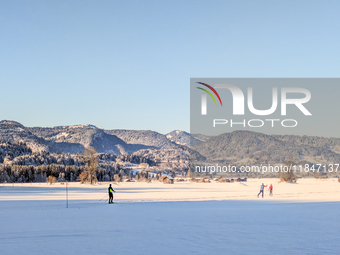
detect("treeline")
[0,139,182,184]
[0,163,128,183]
[0,140,32,163]
[5,151,151,168]
[0,141,157,183]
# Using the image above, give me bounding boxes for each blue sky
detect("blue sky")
[1,0,340,134]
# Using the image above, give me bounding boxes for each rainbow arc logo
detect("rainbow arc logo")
[196,82,222,106]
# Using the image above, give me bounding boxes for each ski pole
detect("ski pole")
[99,194,107,202]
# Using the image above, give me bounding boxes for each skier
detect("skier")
[257,183,267,198]
[268,184,273,196]
[108,184,115,204]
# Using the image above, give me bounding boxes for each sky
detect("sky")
[1,0,340,134]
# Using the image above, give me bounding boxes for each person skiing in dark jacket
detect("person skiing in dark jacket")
[108,184,115,204]
[257,183,267,198]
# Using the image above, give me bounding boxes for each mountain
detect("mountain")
[191,133,214,144]
[166,130,212,147]
[0,121,136,154]
[106,129,177,149]
[28,125,141,154]
[166,130,191,146]
[4,120,338,166]
[192,130,340,164]
[0,121,181,155]
[0,120,50,152]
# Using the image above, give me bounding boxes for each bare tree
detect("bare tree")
[114,174,121,182]
[279,156,297,183]
[46,176,57,185]
[80,147,98,184]
[187,168,191,178]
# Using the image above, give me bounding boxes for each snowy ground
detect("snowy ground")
[1,179,340,254]
[1,178,340,203]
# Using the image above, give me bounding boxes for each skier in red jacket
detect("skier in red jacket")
[268,184,273,196]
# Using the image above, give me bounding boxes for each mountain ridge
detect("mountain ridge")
[2,120,340,166]
[192,130,340,164]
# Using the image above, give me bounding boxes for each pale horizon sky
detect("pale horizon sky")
[1,0,340,134]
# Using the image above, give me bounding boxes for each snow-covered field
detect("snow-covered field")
[1,179,340,254]
[1,178,340,203]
